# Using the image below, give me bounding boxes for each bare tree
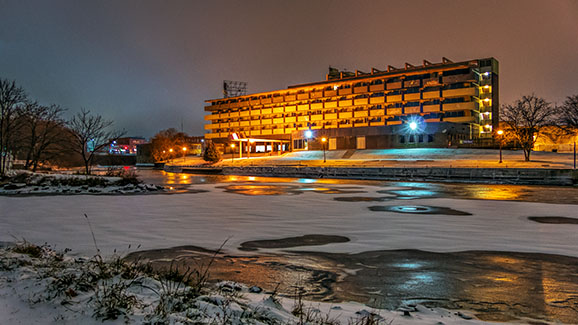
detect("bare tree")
[150,128,189,162]
[67,109,124,174]
[18,102,66,171]
[559,95,578,128]
[0,79,27,176]
[501,94,557,161]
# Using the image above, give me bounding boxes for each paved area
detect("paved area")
[172,148,577,169]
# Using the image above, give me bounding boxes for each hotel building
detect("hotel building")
[204,57,498,152]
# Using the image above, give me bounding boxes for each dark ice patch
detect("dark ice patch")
[240,234,350,251]
[528,216,578,224]
[369,205,472,215]
[333,197,393,202]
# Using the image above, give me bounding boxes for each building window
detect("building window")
[418,135,424,143]
[428,135,434,142]
[409,135,415,143]
[399,135,405,143]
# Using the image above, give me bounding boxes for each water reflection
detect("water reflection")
[136,169,578,204]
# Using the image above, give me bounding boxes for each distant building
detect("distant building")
[204,57,499,152]
[109,137,148,155]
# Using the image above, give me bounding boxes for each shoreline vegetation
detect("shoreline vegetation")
[0,240,546,324]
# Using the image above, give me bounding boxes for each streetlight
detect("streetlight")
[497,130,504,164]
[182,147,187,163]
[230,143,235,163]
[169,148,174,163]
[321,137,327,163]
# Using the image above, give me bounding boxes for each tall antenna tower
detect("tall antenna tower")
[223,80,248,98]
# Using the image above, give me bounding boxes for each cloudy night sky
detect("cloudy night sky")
[1,0,577,137]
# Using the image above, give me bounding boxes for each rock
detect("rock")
[248,286,262,293]
[457,312,473,320]
[398,307,413,316]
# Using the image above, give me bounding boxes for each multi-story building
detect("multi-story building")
[204,57,498,152]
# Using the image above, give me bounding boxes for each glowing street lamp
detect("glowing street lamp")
[182,147,187,163]
[230,143,235,162]
[496,129,504,163]
[305,130,313,139]
[409,122,417,131]
[321,137,327,163]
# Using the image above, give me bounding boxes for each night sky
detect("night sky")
[1,0,577,137]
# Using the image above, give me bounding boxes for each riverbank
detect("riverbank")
[165,149,578,185]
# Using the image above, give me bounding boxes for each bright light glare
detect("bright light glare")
[305,130,313,138]
[321,137,327,142]
[409,122,417,130]
[497,130,504,135]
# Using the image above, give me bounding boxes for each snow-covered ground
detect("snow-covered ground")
[1,180,577,324]
[1,182,576,258]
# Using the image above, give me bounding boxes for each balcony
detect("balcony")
[204,124,217,130]
[311,114,324,121]
[261,129,272,135]
[404,80,420,88]
[261,108,272,115]
[221,112,230,118]
[250,120,261,126]
[285,127,296,133]
[444,116,476,123]
[423,104,441,112]
[297,104,310,111]
[285,94,297,101]
[285,116,296,123]
[324,101,338,108]
[404,93,420,101]
[354,98,369,105]
[285,105,296,112]
[354,110,368,117]
[205,133,220,139]
[369,109,385,116]
[387,107,402,115]
[442,87,477,98]
[230,102,240,108]
[354,122,369,127]
[443,101,476,111]
[273,129,285,135]
[422,90,440,99]
[240,120,251,126]
[261,97,272,104]
[369,96,385,104]
[338,88,352,95]
[387,121,402,125]
[297,93,309,100]
[324,113,338,120]
[339,111,353,119]
[324,90,337,97]
[369,84,385,92]
[442,72,476,84]
[422,77,440,87]
[311,90,324,98]
[239,110,250,117]
[339,123,352,128]
[354,85,368,93]
[250,130,261,136]
[425,118,441,122]
[311,124,323,130]
[273,96,284,103]
[250,99,260,106]
[386,81,402,90]
[297,115,309,122]
[229,122,239,127]
[229,111,240,118]
[311,102,323,110]
[370,121,385,126]
[387,95,402,103]
[204,114,220,121]
[338,99,353,107]
[261,119,273,125]
[273,117,284,124]
[250,109,260,116]
[272,106,284,114]
[404,106,421,114]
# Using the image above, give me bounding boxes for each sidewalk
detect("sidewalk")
[170,149,577,170]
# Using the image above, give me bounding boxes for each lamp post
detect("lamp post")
[169,148,173,164]
[182,147,187,163]
[321,137,327,163]
[497,130,504,164]
[230,143,235,163]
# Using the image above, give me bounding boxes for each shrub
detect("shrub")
[203,141,221,163]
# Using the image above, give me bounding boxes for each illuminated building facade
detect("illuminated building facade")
[204,57,498,151]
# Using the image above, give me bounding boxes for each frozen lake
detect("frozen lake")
[1,170,577,322]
